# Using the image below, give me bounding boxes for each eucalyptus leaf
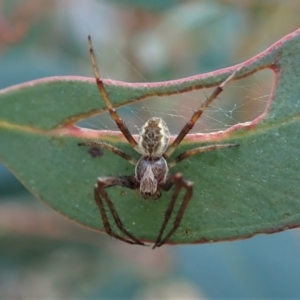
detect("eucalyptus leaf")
[1,29,300,245]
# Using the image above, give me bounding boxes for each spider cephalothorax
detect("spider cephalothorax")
[79,35,240,248]
[135,155,167,199]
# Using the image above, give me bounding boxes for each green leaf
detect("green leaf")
[1,28,300,246]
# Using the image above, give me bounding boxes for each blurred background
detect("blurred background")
[1,0,300,298]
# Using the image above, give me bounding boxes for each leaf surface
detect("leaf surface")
[1,29,300,245]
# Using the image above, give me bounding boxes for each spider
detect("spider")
[79,35,239,249]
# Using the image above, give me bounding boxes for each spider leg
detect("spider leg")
[88,35,138,150]
[168,143,239,168]
[153,173,193,249]
[164,68,240,158]
[78,141,137,165]
[95,176,147,246]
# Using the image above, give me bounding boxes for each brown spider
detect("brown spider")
[79,35,239,249]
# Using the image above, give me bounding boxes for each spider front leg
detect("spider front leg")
[94,175,147,246]
[153,173,193,249]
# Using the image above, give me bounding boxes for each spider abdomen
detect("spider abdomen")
[135,156,168,199]
[137,117,170,156]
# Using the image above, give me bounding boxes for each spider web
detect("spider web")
[77,69,273,136]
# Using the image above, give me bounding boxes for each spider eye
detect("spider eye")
[138,117,170,156]
[141,191,161,200]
